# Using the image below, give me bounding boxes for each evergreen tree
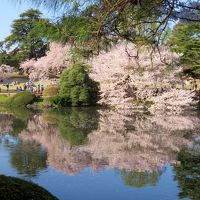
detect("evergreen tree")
[52,64,100,106]
[13,0,200,54]
[169,23,200,76]
[2,9,50,66]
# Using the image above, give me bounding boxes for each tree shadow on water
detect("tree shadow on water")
[45,107,100,146]
[174,146,200,200]
[117,169,163,188]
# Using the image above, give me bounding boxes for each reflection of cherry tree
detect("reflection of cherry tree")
[19,109,200,175]
[0,108,32,135]
[81,110,199,172]
[19,114,105,176]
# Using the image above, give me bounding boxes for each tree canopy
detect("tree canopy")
[52,63,100,106]
[1,9,50,68]
[13,0,200,54]
[168,22,200,76]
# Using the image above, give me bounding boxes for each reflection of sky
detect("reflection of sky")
[0,134,180,200]
[0,134,18,145]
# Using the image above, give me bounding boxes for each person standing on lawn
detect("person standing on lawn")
[6,83,9,91]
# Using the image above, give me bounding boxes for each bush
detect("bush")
[0,94,10,104]
[8,92,36,107]
[50,96,65,107]
[42,86,58,97]
[53,63,100,107]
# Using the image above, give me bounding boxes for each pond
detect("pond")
[0,107,200,200]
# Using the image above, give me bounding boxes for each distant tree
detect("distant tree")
[3,9,49,64]
[0,44,21,67]
[168,23,200,76]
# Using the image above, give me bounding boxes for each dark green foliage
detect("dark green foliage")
[169,23,200,76]
[174,147,200,200]
[50,95,65,106]
[12,118,28,135]
[8,91,36,107]
[0,175,58,200]
[52,63,100,107]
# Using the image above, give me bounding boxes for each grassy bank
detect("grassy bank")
[0,92,36,107]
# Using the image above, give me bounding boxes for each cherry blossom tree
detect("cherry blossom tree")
[20,42,197,114]
[20,42,72,81]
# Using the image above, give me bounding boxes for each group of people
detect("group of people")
[0,81,45,94]
[16,82,45,94]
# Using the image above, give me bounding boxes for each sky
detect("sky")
[0,0,55,41]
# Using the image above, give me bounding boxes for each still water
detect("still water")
[0,107,199,200]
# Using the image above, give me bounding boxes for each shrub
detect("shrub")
[0,94,10,104]
[8,92,36,107]
[50,96,65,106]
[42,86,58,97]
[55,63,100,107]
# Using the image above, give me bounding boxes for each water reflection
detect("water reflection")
[0,107,33,135]
[47,108,100,146]
[118,169,162,188]
[0,108,46,178]
[18,109,200,174]
[0,134,47,178]
[10,141,47,177]
[174,145,200,200]
[0,107,200,193]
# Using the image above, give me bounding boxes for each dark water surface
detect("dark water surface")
[0,107,200,200]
